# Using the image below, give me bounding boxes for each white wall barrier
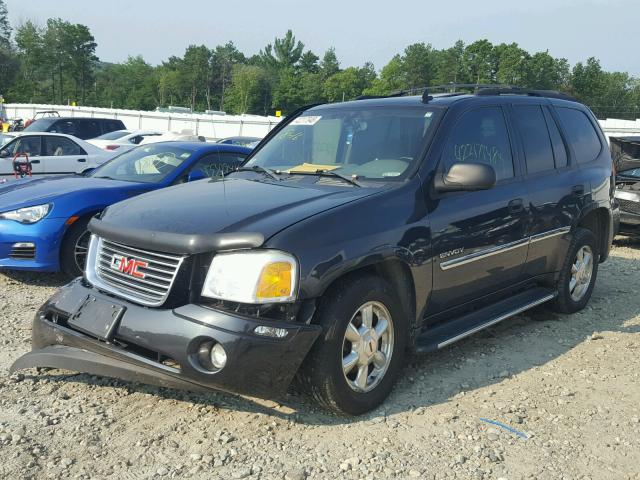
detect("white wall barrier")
[599,118,640,140]
[5,103,282,140]
[7,103,640,142]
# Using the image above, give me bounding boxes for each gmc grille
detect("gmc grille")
[618,198,640,215]
[87,236,186,307]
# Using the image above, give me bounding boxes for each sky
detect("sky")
[6,0,639,75]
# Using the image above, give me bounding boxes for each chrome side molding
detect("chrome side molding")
[439,226,571,271]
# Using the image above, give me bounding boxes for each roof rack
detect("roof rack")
[475,87,578,102]
[355,84,577,104]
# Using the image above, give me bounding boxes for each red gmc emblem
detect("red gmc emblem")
[110,255,148,279]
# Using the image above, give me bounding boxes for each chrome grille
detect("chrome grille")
[87,236,185,307]
[618,198,640,215]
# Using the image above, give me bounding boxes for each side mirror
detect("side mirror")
[0,150,9,158]
[435,162,496,192]
[187,169,207,182]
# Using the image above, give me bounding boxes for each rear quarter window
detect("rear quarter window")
[555,107,602,164]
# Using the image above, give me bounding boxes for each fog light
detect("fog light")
[210,343,227,369]
[254,326,288,338]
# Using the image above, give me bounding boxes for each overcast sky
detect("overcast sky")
[6,0,639,75]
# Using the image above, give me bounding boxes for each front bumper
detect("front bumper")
[10,279,321,398]
[0,218,66,271]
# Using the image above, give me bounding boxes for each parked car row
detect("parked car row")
[3,89,622,415]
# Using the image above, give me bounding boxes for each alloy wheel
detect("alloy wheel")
[342,301,394,393]
[569,245,594,302]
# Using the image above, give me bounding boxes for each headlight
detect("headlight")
[201,250,298,304]
[0,204,51,224]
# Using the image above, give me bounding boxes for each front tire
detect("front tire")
[552,227,599,314]
[299,275,407,415]
[60,217,92,278]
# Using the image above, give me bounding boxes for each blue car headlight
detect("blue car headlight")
[0,204,52,224]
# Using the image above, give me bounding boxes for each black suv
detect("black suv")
[23,117,126,140]
[12,88,615,415]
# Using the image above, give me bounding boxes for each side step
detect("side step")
[414,287,556,353]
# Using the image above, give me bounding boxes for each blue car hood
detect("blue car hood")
[0,176,144,215]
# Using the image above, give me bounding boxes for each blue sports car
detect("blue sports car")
[0,142,250,276]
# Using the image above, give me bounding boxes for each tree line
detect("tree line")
[1,1,639,119]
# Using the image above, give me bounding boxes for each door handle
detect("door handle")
[508,198,524,214]
[30,159,40,164]
[77,158,86,163]
[572,184,584,195]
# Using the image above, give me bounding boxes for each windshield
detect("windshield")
[23,118,56,131]
[245,106,439,180]
[96,130,130,140]
[620,168,640,179]
[90,144,194,183]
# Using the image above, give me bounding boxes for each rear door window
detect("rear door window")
[443,107,514,181]
[555,107,602,164]
[44,136,86,156]
[512,105,555,174]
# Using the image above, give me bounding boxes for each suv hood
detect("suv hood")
[91,177,381,254]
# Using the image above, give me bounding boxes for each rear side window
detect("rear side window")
[78,120,102,139]
[44,136,86,156]
[543,108,568,168]
[443,107,514,181]
[556,107,601,164]
[104,120,125,133]
[50,120,78,136]
[191,152,247,178]
[513,105,554,174]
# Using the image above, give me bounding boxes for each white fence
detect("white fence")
[6,103,640,142]
[599,118,640,140]
[5,104,282,140]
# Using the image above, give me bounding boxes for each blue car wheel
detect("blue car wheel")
[60,217,92,277]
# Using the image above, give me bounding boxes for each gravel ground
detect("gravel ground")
[0,241,639,480]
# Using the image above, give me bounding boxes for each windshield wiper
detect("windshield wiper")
[288,169,361,187]
[236,165,281,181]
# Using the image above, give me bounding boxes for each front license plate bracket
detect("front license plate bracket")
[68,295,126,341]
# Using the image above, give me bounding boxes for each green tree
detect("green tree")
[463,39,495,84]
[14,21,46,101]
[570,57,607,106]
[320,47,340,79]
[211,42,245,111]
[323,65,374,102]
[526,51,570,90]
[225,64,270,114]
[493,42,529,86]
[66,23,97,104]
[182,45,212,111]
[0,0,11,48]
[260,30,304,70]
[402,43,436,89]
[433,40,467,85]
[364,55,405,95]
[300,50,320,74]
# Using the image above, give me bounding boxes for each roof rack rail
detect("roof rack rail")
[420,84,511,103]
[475,87,578,102]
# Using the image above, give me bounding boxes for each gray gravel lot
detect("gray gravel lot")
[1,241,639,480]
